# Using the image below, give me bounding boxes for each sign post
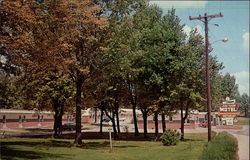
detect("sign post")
[108,128,112,152]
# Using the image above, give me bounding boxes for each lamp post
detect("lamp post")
[210,38,228,45]
[209,38,228,52]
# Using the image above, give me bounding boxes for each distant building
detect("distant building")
[0,109,74,129]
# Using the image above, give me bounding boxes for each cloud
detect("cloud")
[194,25,204,37]
[242,32,249,52]
[232,71,249,95]
[183,25,204,37]
[149,1,208,9]
[183,25,192,36]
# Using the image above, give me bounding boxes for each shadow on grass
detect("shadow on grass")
[80,141,137,150]
[17,132,162,141]
[1,140,73,148]
[1,145,69,160]
[24,128,53,132]
[80,141,109,149]
[181,138,203,142]
[113,145,138,148]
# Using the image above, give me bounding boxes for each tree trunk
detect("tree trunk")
[154,112,158,137]
[94,107,97,123]
[111,110,118,139]
[58,104,63,135]
[53,111,58,138]
[104,108,118,139]
[74,75,83,145]
[162,113,166,133]
[53,99,62,138]
[245,107,248,117]
[180,107,184,141]
[141,109,148,138]
[180,103,189,141]
[115,107,120,134]
[114,100,120,134]
[100,105,104,134]
[111,117,118,139]
[132,103,139,136]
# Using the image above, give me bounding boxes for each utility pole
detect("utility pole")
[189,13,223,141]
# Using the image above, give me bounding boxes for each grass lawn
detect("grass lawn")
[235,117,249,125]
[0,133,208,160]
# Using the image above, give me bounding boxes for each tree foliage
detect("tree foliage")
[0,0,233,142]
[221,73,240,100]
[238,93,249,117]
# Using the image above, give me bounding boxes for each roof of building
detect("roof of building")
[0,109,53,114]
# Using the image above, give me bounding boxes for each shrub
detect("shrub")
[199,132,238,160]
[160,129,180,146]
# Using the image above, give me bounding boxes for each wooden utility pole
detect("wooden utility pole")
[189,13,223,141]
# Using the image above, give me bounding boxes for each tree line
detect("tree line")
[0,0,248,144]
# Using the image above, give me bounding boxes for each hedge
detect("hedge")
[199,131,238,160]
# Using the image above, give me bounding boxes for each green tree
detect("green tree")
[221,73,240,100]
[169,29,205,140]
[209,56,224,110]
[34,73,74,138]
[98,0,147,137]
[239,93,249,117]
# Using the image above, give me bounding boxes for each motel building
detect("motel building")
[0,109,74,129]
[0,97,239,130]
[216,97,239,125]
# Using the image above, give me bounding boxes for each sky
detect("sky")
[149,1,249,95]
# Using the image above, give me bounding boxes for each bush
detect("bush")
[199,132,238,160]
[160,129,180,146]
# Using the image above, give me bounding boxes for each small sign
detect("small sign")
[108,128,112,152]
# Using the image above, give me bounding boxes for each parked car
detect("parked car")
[199,121,214,128]
[62,123,76,131]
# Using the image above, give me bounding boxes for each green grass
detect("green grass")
[234,117,249,125]
[1,133,208,160]
[198,132,238,160]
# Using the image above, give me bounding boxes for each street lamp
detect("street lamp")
[209,38,229,52]
[222,38,229,43]
[211,38,229,44]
